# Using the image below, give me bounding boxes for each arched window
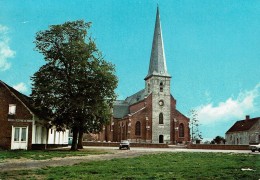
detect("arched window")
[159,113,163,124]
[135,121,141,136]
[160,82,163,92]
[179,123,184,137]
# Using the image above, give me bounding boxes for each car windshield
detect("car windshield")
[121,140,129,143]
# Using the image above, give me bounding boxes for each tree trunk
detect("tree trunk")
[71,128,79,151]
[77,130,84,149]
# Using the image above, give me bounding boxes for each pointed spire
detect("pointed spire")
[145,6,170,80]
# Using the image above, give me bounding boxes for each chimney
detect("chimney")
[245,115,250,120]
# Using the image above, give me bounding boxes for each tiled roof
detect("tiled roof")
[113,100,129,119]
[113,89,146,119]
[125,89,146,105]
[226,117,260,133]
[0,80,49,120]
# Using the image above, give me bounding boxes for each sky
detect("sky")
[0,0,259,141]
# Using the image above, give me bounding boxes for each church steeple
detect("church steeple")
[145,6,170,80]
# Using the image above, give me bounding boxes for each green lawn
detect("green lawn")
[0,148,109,161]
[0,152,259,179]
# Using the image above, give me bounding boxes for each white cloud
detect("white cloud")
[13,82,28,93]
[196,83,260,125]
[0,24,15,71]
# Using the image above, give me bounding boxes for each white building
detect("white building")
[225,115,260,145]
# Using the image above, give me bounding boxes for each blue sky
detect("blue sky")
[1,0,259,141]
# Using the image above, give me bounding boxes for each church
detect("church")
[98,7,190,144]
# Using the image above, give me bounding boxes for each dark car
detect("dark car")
[119,140,130,150]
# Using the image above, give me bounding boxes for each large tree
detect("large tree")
[31,20,118,150]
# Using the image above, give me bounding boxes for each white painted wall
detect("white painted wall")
[47,128,69,144]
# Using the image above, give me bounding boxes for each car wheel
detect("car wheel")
[251,149,255,152]
[258,149,260,152]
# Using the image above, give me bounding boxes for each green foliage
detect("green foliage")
[31,20,118,145]
[1,152,259,179]
[212,136,226,144]
[189,109,203,142]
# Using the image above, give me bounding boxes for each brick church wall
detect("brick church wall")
[170,96,190,144]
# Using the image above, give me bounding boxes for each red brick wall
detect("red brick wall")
[187,144,249,150]
[106,94,153,143]
[129,100,146,114]
[0,83,33,149]
[82,141,168,148]
[128,94,153,143]
[170,97,176,143]
[170,96,190,144]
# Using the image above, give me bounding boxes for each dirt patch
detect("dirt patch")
[0,149,160,172]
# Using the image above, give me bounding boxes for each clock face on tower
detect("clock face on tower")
[159,100,164,106]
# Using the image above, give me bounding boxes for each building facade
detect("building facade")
[97,8,190,144]
[225,115,260,145]
[0,80,69,150]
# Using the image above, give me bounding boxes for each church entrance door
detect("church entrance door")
[159,135,164,143]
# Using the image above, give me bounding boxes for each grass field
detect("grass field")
[0,148,109,161]
[0,152,259,179]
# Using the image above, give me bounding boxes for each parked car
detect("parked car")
[249,144,260,152]
[119,140,130,150]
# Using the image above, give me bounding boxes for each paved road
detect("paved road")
[0,146,258,172]
[84,146,258,154]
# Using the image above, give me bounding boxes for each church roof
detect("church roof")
[145,6,170,80]
[113,89,146,119]
[226,116,260,133]
[113,100,129,119]
[125,89,146,105]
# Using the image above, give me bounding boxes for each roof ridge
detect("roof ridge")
[129,107,146,116]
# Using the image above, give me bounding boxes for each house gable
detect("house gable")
[226,116,260,133]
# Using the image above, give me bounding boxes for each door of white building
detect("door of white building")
[11,126,28,150]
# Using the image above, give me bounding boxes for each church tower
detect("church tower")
[98,6,190,144]
[145,7,172,143]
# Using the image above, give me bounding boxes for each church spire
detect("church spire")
[145,6,170,80]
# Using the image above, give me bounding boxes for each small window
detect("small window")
[9,104,16,115]
[135,121,141,136]
[160,82,163,92]
[159,113,163,124]
[148,83,150,93]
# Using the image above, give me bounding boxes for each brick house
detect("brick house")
[97,7,190,144]
[0,80,69,150]
[225,115,260,145]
